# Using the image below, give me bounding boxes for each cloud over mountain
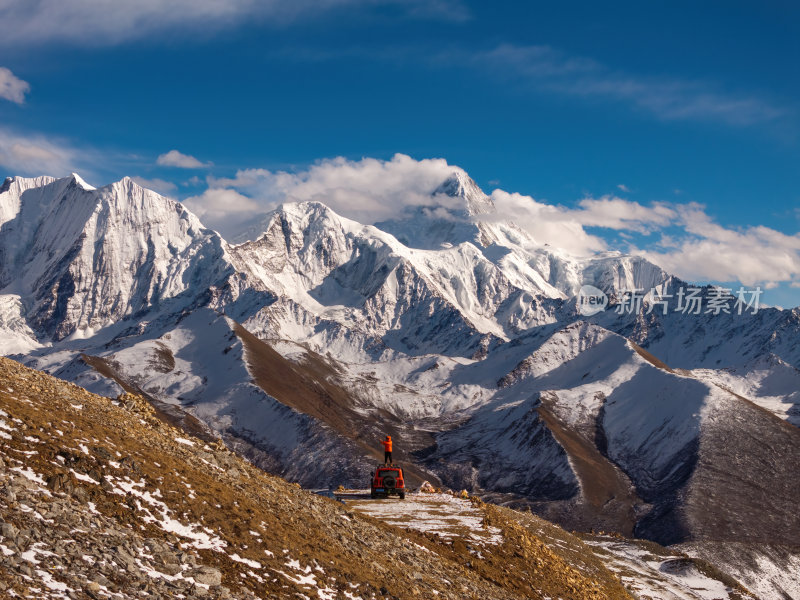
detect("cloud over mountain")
[156,150,211,169]
[183,153,463,237]
[640,203,800,288]
[181,154,800,290]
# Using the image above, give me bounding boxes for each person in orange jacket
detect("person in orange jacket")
[381,435,393,465]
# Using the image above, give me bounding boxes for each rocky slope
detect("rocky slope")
[0,355,653,600]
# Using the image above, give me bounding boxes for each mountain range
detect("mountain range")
[2,172,799,599]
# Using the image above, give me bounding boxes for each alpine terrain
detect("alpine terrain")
[1,172,799,599]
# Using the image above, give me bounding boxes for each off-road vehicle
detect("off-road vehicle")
[370,465,405,499]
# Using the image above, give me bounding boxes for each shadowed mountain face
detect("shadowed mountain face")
[2,173,800,567]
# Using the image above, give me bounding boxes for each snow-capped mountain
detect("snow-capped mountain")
[0,174,238,343]
[2,171,799,590]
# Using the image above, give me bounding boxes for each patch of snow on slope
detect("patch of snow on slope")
[692,354,800,426]
[345,492,503,546]
[107,475,226,551]
[586,537,743,599]
[677,542,800,600]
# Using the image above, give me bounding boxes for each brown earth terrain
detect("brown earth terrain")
[536,398,640,536]
[232,322,441,488]
[0,356,642,599]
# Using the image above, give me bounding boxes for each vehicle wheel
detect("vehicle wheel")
[383,476,396,488]
[370,490,377,499]
[399,492,405,499]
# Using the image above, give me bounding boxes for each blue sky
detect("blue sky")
[1,0,799,306]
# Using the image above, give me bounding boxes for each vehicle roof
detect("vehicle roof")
[376,466,403,472]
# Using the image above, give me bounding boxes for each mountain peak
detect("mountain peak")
[433,171,472,197]
[113,175,140,190]
[104,176,193,218]
[69,172,95,190]
[371,172,497,249]
[434,171,495,217]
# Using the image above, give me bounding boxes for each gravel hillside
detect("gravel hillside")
[0,356,639,600]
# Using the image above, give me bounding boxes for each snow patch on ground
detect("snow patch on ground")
[230,553,261,569]
[585,538,743,600]
[10,466,51,494]
[344,492,503,546]
[107,475,226,551]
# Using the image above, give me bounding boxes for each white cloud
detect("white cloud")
[490,191,800,286]
[156,150,211,169]
[0,127,82,175]
[184,187,260,215]
[641,236,800,288]
[617,184,630,193]
[389,0,469,22]
[191,154,659,257]
[182,187,264,236]
[0,0,295,45]
[574,196,675,233]
[488,190,607,256]
[0,67,29,103]
[131,176,177,195]
[462,44,785,128]
[484,192,678,255]
[0,0,468,46]
[196,153,461,236]
[638,204,800,287]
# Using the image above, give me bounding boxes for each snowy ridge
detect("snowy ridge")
[0,175,242,341]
